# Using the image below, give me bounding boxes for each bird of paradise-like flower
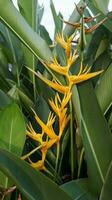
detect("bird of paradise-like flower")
[25,29,103,172]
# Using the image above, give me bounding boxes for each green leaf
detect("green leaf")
[89,0,109,14]
[0,89,11,109]
[72,82,112,195]
[40,25,52,46]
[64,0,83,37]
[0,0,52,62]
[17,0,37,30]
[0,22,22,63]
[17,0,38,97]
[86,27,108,65]
[95,63,112,114]
[0,74,11,92]
[108,112,112,131]
[99,161,112,200]
[0,22,23,77]
[35,96,50,123]
[0,149,73,200]
[0,103,26,187]
[50,0,63,33]
[61,179,97,200]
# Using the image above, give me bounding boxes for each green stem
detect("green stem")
[69,100,74,179]
[45,158,62,184]
[17,67,20,87]
[54,142,60,180]
[77,147,84,178]
[33,71,36,103]
[21,145,42,160]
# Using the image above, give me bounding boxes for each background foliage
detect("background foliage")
[0,0,112,199]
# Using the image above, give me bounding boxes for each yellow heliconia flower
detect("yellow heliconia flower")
[61,92,72,110]
[37,72,69,94]
[29,159,46,171]
[67,50,78,68]
[29,148,46,171]
[46,49,78,76]
[59,110,70,138]
[29,137,58,170]
[69,69,103,84]
[22,111,60,171]
[49,93,71,138]
[56,32,75,57]
[25,29,104,173]
[34,112,57,140]
[49,92,71,115]
[46,57,68,76]
[27,123,43,143]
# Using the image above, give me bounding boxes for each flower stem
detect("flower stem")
[21,145,42,160]
[54,142,60,180]
[69,99,74,179]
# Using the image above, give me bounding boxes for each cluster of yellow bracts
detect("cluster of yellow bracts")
[22,31,103,171]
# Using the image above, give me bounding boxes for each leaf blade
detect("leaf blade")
[0,103,26,187]
[0,149,73,200]
[0,0,52,62]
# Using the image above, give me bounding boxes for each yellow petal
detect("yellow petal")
[56,32,67,50]
[47,112,56,127]
[43,138,58,151]
[61,92,72,110]
[70,70,103,84]
[35,114,56,139]
[27,131,42,143]
[67,50,78,68]
[30,159,46,171]
[59,114,70,138]
[49,99,59,115]
[46,57,67,76]
[56,32,75,57]
[38,73,69,94]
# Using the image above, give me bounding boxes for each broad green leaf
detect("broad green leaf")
[72,82,112,195]
[61,179,97,200]
[0,22,22,63]
[17,0,37,30]
[0,103,26,187]
[108,112,112,131]
[86,27,108,66]
[35,96,50,123]
[91,50,111,87]
[37,77,55,101]
[50,0,63,33]
[89,0,109,14]
[0,89,11,109]
[0,0,52,62]
[92,50,111,73]
[17,87,34,110]
[99,161,112,200]
[17,0,38,98]
[7,85,34,111]
[40,25,52,46]
[0,22,23,76]
[0,46,8,73]
[0,74,11,92]
[95,63,112,114]
[0,149,73,200]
